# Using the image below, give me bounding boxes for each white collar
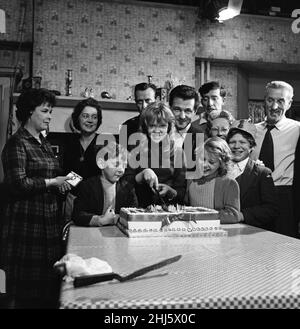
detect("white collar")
[233,157,249,172]
[175,123,191,135]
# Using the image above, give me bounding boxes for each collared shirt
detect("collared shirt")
[193,112,207,126]
[228,157,249,180]
[251,116,300,186]
[174,123,191,149]
[198,112,207,125]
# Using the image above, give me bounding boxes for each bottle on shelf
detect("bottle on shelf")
[65,69,73,96]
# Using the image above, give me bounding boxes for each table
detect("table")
[60,224,300,309]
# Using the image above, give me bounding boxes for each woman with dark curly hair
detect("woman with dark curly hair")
[185,136,241,223]
[63,97,103,180]
[0,88,72,308]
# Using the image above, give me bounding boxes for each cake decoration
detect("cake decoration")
[117,205,228,237]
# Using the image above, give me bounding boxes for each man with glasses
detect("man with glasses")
[209,110,235,140]
[251,81,300,238]
[120,82,156,150]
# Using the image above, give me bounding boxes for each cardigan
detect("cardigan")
[186,175,241,224]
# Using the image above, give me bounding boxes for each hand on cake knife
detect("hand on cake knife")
[151,186,169,211]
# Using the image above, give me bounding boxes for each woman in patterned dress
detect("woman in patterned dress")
[0,89,72,308]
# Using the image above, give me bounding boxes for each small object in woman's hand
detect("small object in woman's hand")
[66,171,83,187]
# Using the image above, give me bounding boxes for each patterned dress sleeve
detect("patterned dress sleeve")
[2,136,47,196]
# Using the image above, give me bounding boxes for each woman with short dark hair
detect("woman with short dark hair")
[1,88,71,308]
[63,97,103,180]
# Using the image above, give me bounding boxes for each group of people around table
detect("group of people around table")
[0,79,299,308]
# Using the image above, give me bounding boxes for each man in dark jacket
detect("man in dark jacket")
[169,85,204,178]
[193,81,227,140]
[120,82,156,150]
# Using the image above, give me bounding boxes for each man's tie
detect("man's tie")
[259,124,275,171]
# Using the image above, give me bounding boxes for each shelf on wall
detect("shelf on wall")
[13,93,137,111]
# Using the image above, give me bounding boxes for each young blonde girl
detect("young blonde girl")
[185,136,241,223]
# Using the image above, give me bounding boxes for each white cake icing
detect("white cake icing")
[117,205,227,238]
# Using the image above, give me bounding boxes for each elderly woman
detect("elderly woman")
[124,101,186,208]
[226,120,278,230]
[63,97,103,180]
[0,88,71,308]
[208,110,235,140]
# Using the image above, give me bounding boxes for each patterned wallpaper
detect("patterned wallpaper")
[1,0,300,108]
[32,0,196,100]
[196,14,299,64]
[209,63,238,117]
[195,14,300,117]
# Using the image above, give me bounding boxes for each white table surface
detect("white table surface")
[60,224,300,309]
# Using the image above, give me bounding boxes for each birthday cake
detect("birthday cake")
[117,205,227,237]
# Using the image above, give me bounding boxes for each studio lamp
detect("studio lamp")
[199,0,243,22]
[217,0,243,22]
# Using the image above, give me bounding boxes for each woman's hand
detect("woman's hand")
[45,176,72,193]
[54,176,70,187]
[58,181,72,194]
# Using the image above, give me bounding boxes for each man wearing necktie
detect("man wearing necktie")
[169,85,204,178]
[251,81,300,238]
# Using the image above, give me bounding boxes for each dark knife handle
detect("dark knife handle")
[74,272,117,288]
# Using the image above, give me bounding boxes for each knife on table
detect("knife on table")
[73,254,182,288]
